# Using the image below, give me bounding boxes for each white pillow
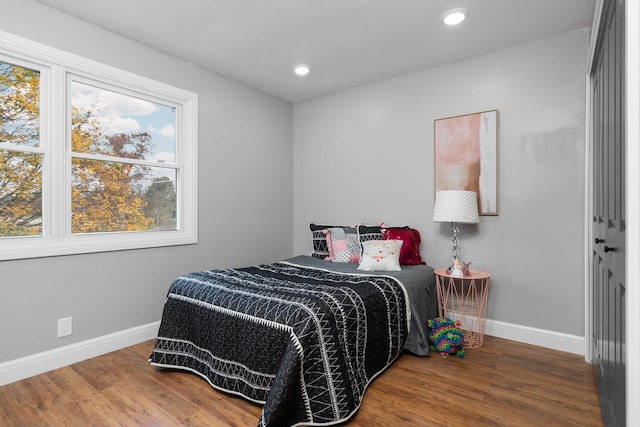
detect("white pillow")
[357,239,403,272]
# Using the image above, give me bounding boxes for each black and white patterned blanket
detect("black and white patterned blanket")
[149,257,423,427]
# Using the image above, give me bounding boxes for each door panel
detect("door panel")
[590,1,626,426]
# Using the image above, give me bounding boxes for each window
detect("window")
[0,32,198,260]
[69,79,179,233]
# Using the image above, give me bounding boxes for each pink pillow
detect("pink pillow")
[381,227,426,266]
[323,227,360,263]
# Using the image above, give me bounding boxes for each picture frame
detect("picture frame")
[434,109,499,216]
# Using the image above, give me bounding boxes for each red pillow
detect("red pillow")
[381,227,426,265]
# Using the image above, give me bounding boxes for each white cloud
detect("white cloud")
[95,116,141,134]
[71,83,158,119]
[71,83,162,136]
[146,151,175,164]
[158,124,175,138]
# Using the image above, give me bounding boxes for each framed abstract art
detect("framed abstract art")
[434,110,499,215]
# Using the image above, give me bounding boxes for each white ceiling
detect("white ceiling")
[32,0,595,103]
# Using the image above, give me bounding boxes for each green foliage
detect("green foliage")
[143,176,177,230]
[0,62,42,236]
[70,122,158,234]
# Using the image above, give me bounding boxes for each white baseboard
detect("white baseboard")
[0,321,160,387]
[0,319,586,387]
[485,319,586,357]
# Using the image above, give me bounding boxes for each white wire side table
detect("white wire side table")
[434,268,490,348]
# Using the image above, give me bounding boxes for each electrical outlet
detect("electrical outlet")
[57,317,72,338]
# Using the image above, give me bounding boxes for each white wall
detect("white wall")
[0,0,293,363]
[294,30,588,339]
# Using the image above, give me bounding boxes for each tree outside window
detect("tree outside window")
[1,64,178,238]
[69,81,177,234]
[0,33,197,261]
[0,61,42,237]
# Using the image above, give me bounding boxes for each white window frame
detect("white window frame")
[0,31,198,261]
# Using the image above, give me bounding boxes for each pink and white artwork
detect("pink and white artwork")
[434,110,498,215]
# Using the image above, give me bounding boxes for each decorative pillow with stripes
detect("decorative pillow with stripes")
[310,223,339,259]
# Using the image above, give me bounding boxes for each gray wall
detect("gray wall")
[293,30,588,336]
[0,0,293,362]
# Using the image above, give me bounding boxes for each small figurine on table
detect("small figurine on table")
[450,257,463,277]
[462,261,471,276]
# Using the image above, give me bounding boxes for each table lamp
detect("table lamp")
[432,190,479,276]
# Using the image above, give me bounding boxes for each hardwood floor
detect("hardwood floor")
[0,336,602,426]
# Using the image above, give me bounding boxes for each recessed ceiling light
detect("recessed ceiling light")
[441,8,468,26]
[293,64,310,77]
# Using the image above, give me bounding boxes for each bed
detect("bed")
[149,252,437,427]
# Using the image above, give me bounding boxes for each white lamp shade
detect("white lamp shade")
[433,190,479,224]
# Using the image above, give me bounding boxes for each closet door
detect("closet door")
[591,1,626,426]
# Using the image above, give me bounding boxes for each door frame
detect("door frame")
[585,1,639,425]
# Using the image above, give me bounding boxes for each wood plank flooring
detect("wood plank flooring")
[0,336,602,426]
